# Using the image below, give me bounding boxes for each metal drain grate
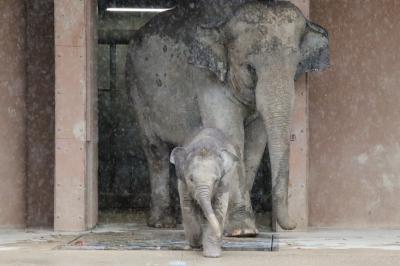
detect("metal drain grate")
[58,229,278,252]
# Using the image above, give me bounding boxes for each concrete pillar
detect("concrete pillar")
[288,74,309,230]
[0,0,27,229]
[54,0,98,231]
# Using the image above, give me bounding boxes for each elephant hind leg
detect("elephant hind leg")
[142,135,176,228]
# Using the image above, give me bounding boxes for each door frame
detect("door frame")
[53,0,309,231]
[54,0,98,231]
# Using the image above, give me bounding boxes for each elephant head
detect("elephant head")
[188,1,329,230]
[170,139,239,238]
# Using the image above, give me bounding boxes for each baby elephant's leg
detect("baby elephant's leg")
[178,180,202,248]
[203,190,230,258]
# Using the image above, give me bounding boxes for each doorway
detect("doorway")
[96,0,272,228]
[54,0,308,232]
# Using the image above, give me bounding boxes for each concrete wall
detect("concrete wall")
[0,0,27,229]
[54,0,98,231]
[309,0,400,228]
[26,0,55,228]
[0,0,55,229]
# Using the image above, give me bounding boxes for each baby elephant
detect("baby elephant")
[170,128,239,258]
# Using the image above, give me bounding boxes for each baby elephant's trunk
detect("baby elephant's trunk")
[196,186,221,239]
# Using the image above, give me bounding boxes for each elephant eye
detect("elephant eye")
[246,64,258,83]
[189,175,194,182]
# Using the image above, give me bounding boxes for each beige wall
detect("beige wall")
[0,0,27,228]
[309,0,400,228]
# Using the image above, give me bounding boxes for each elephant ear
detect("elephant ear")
[188,26,228,82]
[170,147,187,181]
[295,21,330,80]
[220,148,239,177]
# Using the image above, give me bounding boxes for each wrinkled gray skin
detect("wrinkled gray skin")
[170,128,239,258]
[126,0,329,235]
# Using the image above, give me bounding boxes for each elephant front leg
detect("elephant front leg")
[244,116,268,192]
[178,180,202,248]
[224,177,258,237]
[223,116,269,236]
[143,138,176,228]
[203,189,229,258]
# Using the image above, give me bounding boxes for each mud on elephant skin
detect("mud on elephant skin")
[170,128,239,258]
[126,0,329,234]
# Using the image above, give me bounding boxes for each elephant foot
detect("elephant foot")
[224,210,259,237]
[225,227,259,237]
[202,234,222,258]
[147,208,177,228]
[203,246,221,258]
[188,235,203,249]
[275,210,297,231]
[189,243,202,250]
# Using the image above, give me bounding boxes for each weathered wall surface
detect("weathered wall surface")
[0,0,27,228]
[309,0,400,228]
[54,0,98,231]
[26,0,55,228]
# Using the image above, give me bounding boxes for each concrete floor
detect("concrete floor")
[1,249,400,266]
[1,227,400,265]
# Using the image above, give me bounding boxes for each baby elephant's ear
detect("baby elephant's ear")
[221,149,239,175]
[170,147,187,180]
[170,147,186,165]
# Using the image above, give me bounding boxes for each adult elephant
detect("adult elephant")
[126,0,329,236]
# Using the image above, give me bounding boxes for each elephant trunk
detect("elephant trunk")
[256,63,297,230]
[196,185,221,238]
